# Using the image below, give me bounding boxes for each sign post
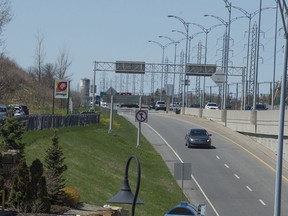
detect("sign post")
[135,98,147,148]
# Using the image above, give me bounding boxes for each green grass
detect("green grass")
[22,112,185,215]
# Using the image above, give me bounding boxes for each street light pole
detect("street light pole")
[148,40,172,101]
[168,15,190,109]
[159,36,183,104]
[190,23,223,106]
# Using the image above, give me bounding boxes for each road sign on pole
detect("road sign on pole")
[135,110,148,123]
[211,69,225,85]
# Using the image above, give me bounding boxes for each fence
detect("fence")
[15,113,100,131]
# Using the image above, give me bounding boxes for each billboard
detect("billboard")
[54,80,69,99]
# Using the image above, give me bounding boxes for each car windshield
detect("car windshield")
[157,102,165,105]
[190,130,207,136]
[208,103,217,106]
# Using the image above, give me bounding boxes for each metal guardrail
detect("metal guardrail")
[15,113,100,131]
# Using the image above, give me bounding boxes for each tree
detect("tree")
[44,130,67,205]
[42,63,56,89]
[33,31,46,82]
[55,47,72,80]
[0,0,12,49]
[8,158,30,212]
[27,159,50,213]
[0,114,25,155]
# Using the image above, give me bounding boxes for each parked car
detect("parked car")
[205,102,219,110]
[0,104,8,120]
[8,104,29,116]
[155,101,166,111]
[169,102,180,111]
[185,128,212,148]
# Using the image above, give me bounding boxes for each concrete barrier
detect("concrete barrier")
[184,108,288,162]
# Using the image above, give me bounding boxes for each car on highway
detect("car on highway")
[185,128,212,148]
[148,101,156,110]
[205,102,219,110]
[155,101,166,111]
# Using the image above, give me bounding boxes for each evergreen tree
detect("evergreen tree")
[0,114,25,155]
[44,130,67,205]
[8,158,30,212]
[27,159,50,213]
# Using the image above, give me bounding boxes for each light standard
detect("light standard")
[107,155,143,216]
[189,23,223,107]
[171,30,203,106]
[168,15,189,109]
[204,13,245,109]
[232,5,276,109]
[148,40,172,100]
[158,36,184,103]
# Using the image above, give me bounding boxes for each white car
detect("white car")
[205,102,219,110]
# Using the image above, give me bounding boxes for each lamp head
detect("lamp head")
[107,177,144,204]
[204,14,209,17]
[168,15,174,18]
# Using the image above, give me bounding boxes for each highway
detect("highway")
[120,110,288,216]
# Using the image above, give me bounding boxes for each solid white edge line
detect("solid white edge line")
[146,123,220,216]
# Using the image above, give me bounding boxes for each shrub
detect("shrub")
[62,186,80,207]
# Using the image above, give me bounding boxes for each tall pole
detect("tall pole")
[148,40,172,101]
[190,23,222,107]
[93,61,96,111]
[272,1,279,109]
[159,36,183,103]
[168,15,189,110]
[274,2,288,215]
[253,0,262,109]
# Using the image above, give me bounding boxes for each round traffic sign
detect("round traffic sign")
[135,110,148,122]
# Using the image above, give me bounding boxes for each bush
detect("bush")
[62,186,80,207]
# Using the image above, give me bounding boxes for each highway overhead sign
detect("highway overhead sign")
[135,110,148,123]
[211,69,225,85]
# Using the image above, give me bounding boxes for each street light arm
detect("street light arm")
[148,40,164,49]
[232,5,276,19]
[231,16,247,23]
[223,0,232,12]
[189,31,204,39]
[204,14,227,25]
[190,23,206,32]
[168,15,189,31]
[172,29,187,37]
[159,35,175,43]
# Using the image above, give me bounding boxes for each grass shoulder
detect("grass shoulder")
[22,112,185,215]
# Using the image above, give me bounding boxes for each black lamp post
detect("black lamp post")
[107,155,143,216]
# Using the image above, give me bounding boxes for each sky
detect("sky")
[4,0,282,96]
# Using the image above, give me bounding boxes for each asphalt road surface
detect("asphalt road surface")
[119,110,288,216]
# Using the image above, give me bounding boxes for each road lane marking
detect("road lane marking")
[216,155,220,159]
[234,174,240,179]
[224,164,230,168]
[259,199,266,206]
[146,123,220,216]
[246,186,253,192]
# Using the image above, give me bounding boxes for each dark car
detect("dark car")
[190,103,201,108]
[185,128,212,148]
[8,104,29,115]
[148,102,156,110]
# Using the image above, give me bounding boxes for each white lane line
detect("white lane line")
[259,199,266,206]
[246,186,253,192]
[234,174,240,179]
[216,155,220,159]
[146,123,220,216]
[224,164,230,169]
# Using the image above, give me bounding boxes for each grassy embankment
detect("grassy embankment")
[23,112,186,215]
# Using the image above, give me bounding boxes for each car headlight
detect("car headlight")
[189,138,195,142]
